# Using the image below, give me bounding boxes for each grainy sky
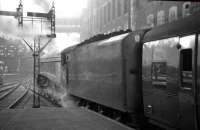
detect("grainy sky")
[0,0,87,53]
[0,0,88,18]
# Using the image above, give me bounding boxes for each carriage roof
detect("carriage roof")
[144,12,200,42]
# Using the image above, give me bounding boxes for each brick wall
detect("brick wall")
[80,0,200,41]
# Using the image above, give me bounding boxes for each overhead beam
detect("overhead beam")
[148,0,200,1]
[0,11,17,17]
[27,12,49,18]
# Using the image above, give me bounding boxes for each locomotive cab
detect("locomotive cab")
[142,13,200,130]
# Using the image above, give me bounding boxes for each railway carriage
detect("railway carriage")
[142,12,200,130]
[61,12,200,130]
[61,31,147,127]
[0,61,4,85]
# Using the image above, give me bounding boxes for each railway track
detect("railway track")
[29,88,61,108]
[8,88,30,109]
[0,83,27,110]
[23,78,61,107]
[10,88,59,109]
[0,82,19,88]
[0,83,20,101]
[0,79,60,110]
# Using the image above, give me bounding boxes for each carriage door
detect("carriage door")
[197,34,200,130]
[179,35,196,130]
[143,37,180,129]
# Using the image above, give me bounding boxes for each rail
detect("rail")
[0,83,19,92]
[0,82,19,88]
[0,80,60,109]
[0,83,20,100]
[8,88,29,109]
[29,88,62,107]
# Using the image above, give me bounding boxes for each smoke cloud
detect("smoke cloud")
[34,0,51,12]
[0,0,79,57]
[0,0,52,39]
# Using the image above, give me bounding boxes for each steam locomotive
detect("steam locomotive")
[61,12,200,130]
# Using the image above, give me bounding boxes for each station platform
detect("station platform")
[0,107,134,130]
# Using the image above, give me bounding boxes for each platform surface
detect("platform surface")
[0,107,134,130]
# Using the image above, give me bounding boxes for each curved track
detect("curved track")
[8,88,29,109]
[0,83,20,101]
[0,83,26,109]
[0,80,59,110]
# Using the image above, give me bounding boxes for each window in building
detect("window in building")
[100,8,103,30]
[91,14,93,32]
[157,10,165,26]
[102,7,104,27]
[182,2,191,17]
[169,6,178,22]
[124,0,129,14]
[106,4,108,24]
[112,28,116,32]
[112,0,115,19]
[97,10,100,31]
[117,26,122,31]
[117,0,121,17]
[93,14,96,33]
[99,9,101,30]
[147,14,155,27]
[99,11,101,32]
[104,6,107,25]
[108,2,111,22]
[123,24,128,30]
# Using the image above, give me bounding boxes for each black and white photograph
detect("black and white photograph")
[0,0,200,130]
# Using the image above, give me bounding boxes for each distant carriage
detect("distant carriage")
[0,61,4,85]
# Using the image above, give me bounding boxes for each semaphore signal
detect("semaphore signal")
[0,0,56,38]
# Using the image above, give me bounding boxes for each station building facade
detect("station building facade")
[80,0,200,41]
[0,38,28,73]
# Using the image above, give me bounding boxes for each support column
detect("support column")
[33,37,40,108]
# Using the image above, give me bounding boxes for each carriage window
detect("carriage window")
[181,49,192,71]
[61,55,66,65]
[180,49,192,90]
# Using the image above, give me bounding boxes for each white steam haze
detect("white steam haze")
[0,0,87,56]
[0,0,52,40]
[42,33,80,58]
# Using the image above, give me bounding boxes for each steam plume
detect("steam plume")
[34,0,51,11]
